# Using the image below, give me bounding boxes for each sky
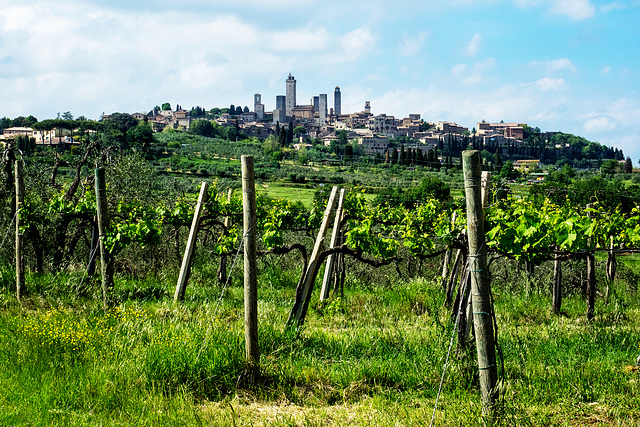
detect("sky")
[1,0,639,160]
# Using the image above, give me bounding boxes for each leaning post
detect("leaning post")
[173,181,208,303]
[15,160,25,301]
[242,155,259,367]
[462,150,498,417]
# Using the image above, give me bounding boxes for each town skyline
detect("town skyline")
[1,1,638,159]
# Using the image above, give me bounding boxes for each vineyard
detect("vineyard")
[1,148,640,425]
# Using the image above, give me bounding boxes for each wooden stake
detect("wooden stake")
[481,171,491,210]
[605,235,616,304]
[586,204,596,321]
[445,249,462,306]
[462,150,498,417]
[174,181,208,303]
[552,247,562,314]
[86,220,98,277]
[320,188,346,301]
[242,156,259,366]
[287,186,339,329]
[15,160,24,301]
[95,168,114,309]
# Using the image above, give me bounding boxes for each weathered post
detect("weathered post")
[320,188,346,301]
[481,171,491,209]
[86,220,98,277]
[586,204,596,321]
[173,181,208,303]
[605,235,616,304]
[95,167,114,309]
[462,150,498,417]
[445,248,462,306]
[242,156,259,366]
[15,160,25,301]
[552,246,562,313]
[287,186,339,329]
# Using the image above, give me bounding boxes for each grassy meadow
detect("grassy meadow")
[1,253,640,426]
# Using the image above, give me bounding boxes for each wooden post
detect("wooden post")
[173,181,208,303]
[445,249,462,306]
[86,219,98,277]
[95,168,114,309]
[242,156,259,366]
[217,188,233,285]
[320,188,346,301]
[605,236,616,304]
[287,186,339,329]
[440,212,457,293]
[462,150,498,416]
[552,246,562,313]
[481,171,491,210]
[15,160,24,301]
[586,204,596,321]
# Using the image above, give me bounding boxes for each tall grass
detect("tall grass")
[1,255,640,425]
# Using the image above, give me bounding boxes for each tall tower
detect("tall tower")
[319,93,328,126]
[286,73,296,117]
[364,101,371,114]
[334,86,341,116]
[254,93,264,120]
[275,95,286,112]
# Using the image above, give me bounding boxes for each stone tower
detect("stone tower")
[319,93,328,125]
[286,73,296,117]
[254,93,264,120]
[334,86,341,116]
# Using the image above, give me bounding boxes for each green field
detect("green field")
[1,255,639,426]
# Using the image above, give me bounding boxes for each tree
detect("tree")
[286,121,294,145]
[62,111,74,120]
[126,121,154,151]
[601,159,619,175]
[162,103,171,111]
[190,119,215,138]
[243,106,250,113]
[229,105,236,115]
[494,149,503,168]
[498,161,519,180]
[391,147,398,164]
[235,106,243,115]
[624,156,633,174]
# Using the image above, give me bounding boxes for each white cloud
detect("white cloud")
[399,31,427,56]
[600,2,627,12]
[534,77,566,91]
[451,64,467,77]
[340,26,376,57]
[465,33,482,56]
[584,116,616,132]
[530,58,577,73]
[549,0,596,20]
[602,66,611,75]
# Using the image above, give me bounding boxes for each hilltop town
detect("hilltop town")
[0,73,626,171]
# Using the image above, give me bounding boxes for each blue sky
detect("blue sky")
[1,0,638,160]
